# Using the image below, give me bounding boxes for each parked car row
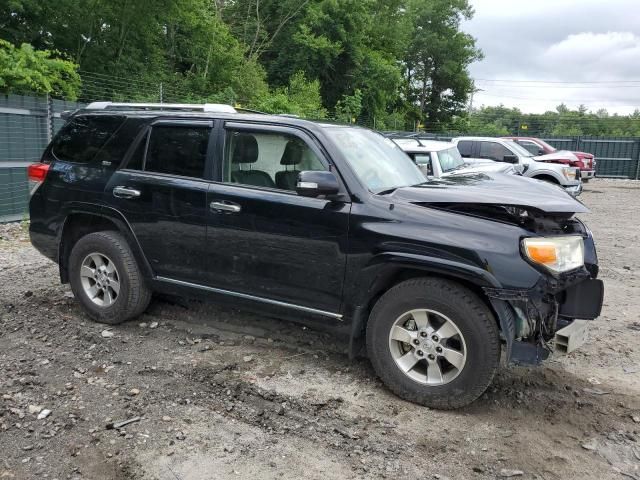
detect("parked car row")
[504,137,596,182]
[27,103,603,409]
[389,135,583,197]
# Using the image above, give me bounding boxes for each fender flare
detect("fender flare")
[346,252,502,359]
[57,203,154,282]
[527,169,565,183]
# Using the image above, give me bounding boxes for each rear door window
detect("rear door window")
[457,140,473,158]
[128,124,211,179]
[52,115,125,163]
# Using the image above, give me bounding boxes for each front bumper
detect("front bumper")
[581,170,596,179]
[564,183,583,197]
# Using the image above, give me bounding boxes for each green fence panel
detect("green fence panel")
[0,166,29,221]
[578,138,639,178]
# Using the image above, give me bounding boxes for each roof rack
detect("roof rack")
[85,102,237,113]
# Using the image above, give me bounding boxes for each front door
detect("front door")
[205,123,350,315]
[104,119,214,283]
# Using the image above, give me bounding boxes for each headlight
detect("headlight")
[522,236,584,273]
[562,167,579,180]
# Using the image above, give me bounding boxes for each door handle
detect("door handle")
[210,201,241,213]
[113,186,141,199]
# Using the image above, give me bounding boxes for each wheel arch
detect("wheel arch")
[58,208,153,284]
[347,255,503,359]
[530,172,561,184]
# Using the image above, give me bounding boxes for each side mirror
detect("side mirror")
[296,170,340,197]
[503,155,519,164]
[537,148,545,156]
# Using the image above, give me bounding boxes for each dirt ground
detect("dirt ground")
[1,179,640,480]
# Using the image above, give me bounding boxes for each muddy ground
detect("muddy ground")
[1,179,640,480]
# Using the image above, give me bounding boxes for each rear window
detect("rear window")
[51,116,125,163]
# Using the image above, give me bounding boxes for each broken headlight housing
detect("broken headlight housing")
[561,167,579,181]
[522,235,584,274]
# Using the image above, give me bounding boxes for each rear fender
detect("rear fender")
[58,204,153,283]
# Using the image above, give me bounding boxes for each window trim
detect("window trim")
[218,122,343,196]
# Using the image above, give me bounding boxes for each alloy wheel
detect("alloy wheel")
[388,309,467,385]
[80,252,121,307]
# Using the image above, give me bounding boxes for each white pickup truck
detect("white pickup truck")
[451,136,582,197]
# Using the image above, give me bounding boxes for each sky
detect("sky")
[463,0,640,114]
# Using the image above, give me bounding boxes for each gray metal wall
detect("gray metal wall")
[0,94,84,221]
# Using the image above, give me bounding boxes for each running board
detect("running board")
[554,320,589,354]
[155,276,343,320]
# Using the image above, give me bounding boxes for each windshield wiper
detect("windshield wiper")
[376,187,399,195]
[444,163,467,173]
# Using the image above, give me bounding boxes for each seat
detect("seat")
[275,139,304,191]
[230,133,276,188]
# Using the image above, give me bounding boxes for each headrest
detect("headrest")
[280,139,304,166]
[232,134,259,164]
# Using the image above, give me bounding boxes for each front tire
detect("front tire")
[366,278,500,409]
[68,231,151,324]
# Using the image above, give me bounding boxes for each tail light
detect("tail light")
[27,163,50,195]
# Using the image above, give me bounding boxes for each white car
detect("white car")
[451,137,582,197]
[393,138,520,178]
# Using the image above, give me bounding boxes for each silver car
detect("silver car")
[393,139,520,178]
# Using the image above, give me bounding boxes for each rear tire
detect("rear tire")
[366,278,500,409]
[68,231,151,324]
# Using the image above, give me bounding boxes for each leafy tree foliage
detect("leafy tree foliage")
[459,104,640,137]
[0,40,80,99]
[1,0,482,126]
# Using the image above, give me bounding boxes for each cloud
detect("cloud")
[464,1,640,113]
[543,32,640,78]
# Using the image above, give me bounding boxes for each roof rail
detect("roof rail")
[84,102,237,113]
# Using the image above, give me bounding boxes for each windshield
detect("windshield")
[536,139,557,152]
[504,140,534,157]
[437,147,465,172]
[324,127,426,192]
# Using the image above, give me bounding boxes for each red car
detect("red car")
[503,137,596,182]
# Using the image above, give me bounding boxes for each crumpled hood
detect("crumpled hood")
[535,150,578,162]
[388,172,589,214]
[449,161,515,175]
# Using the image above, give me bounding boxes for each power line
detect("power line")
[474,78,640,85]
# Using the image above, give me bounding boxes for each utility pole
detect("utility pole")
[468,81,484,112]
[159,83,163,103]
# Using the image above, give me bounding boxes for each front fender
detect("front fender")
[345,252,503,360]
[350,251,502,311]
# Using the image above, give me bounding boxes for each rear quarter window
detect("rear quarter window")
[51,115,125,164]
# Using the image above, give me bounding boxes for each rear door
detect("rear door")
[104,119,214,283]
[204,122,350,315]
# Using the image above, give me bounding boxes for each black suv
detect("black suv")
[28,102,603,409]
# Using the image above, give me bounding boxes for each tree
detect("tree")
[404,0,482,129]
[256,71,326,118]
[0,40,80,99]
[335,89,363,123]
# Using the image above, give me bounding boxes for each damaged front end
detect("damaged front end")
[430,202,604,365]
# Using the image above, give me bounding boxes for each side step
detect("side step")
[554,320,590,354]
